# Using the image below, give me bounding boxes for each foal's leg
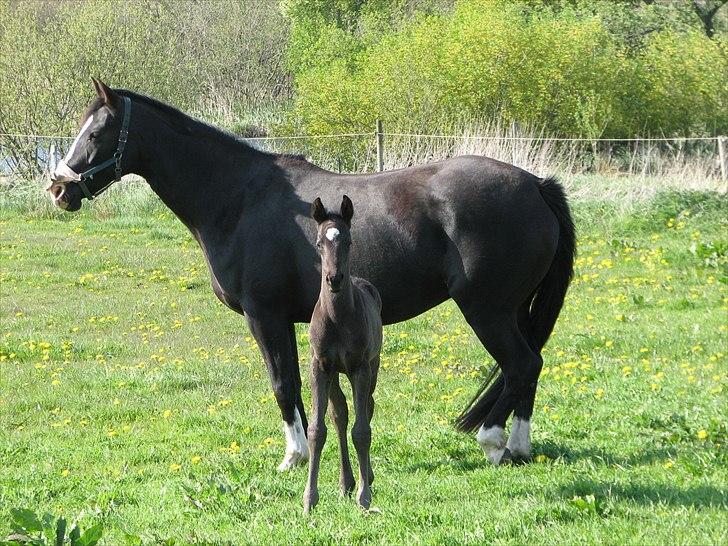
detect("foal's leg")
[349,363,372,509]
[304,361,332,514]
[328,376,355,495]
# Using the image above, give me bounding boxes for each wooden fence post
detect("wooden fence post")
[718,136,727,181]
[376,119,384,172]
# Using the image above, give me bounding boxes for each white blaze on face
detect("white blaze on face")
[52,114,94,184]
[325,227,340,241]
[278,407,309,472]
[64,115,94,163]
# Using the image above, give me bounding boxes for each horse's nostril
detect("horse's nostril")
[50,184,65,200]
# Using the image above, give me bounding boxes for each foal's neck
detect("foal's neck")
[320,274,355,322]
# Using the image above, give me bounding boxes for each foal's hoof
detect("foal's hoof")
[303,489,319,514]
[340,477,356,497]
[278,450,308,472]
[357,487,372,510]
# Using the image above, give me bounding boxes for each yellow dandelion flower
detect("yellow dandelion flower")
[697,430,708,440]
[663,460,674,469]
[61,469,70,477]
[163,409,172,419]
[169,463,182,472]
[191,456,202,464]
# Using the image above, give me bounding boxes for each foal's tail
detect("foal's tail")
[455,176,576,433]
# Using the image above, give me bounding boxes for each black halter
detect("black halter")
[76,96,132,200]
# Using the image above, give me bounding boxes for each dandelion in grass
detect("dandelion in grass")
[697,430,708,440]
[169,463,182,472]
[191,456,202,465]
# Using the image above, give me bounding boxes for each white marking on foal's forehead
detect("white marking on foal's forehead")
[64,115,94,162]
[325,227,340,241]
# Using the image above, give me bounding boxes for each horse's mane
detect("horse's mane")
[113,89,305,162]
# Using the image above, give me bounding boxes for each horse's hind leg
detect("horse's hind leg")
[366,355,380,485]
[328,376,355,495]
[460,308,542,464]
[506,303,541,461]
[349,363,372,509]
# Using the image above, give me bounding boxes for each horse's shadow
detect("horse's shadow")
[403,440,727,509]
[559,478,726,509]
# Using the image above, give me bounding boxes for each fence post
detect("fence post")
[719,136,727,181]
[376,119,384,172]
[49,141,56,175]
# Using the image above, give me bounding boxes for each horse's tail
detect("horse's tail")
[528,176,576,351]
[455,176,575,433]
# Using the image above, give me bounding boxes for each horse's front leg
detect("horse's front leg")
[245,311,309,471]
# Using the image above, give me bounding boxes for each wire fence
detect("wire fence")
[1,128,726,182]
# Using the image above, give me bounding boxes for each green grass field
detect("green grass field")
[1,189,726,544]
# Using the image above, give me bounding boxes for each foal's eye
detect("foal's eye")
[87,132,98,141]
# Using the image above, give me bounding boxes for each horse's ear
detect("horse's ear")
[311,197,327,224]
[94,78,121,111]
[340,195,354,225]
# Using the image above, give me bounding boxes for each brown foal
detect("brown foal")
[304,195,383,513]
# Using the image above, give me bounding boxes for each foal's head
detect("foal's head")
[311,195,354,293]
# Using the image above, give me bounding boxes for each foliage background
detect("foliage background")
[1,0,726,141]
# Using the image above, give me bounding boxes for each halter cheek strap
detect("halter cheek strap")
[76,96,132,200]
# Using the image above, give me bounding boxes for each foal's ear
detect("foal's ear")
[311,197,328,224]
[92,78,122,112]
[340,195,354,225]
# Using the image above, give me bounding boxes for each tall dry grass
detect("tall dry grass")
[2,121,725,216]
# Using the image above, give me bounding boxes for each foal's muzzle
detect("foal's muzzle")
[326,273,343,292]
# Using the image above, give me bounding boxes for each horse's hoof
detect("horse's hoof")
[512,453,532,465]
[278,450,308,472]
[500,447,514,465]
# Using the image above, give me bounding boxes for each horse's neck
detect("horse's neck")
[135,114,263,230]
[319,275,355,322]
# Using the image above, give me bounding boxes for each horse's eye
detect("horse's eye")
[88,132,98,141]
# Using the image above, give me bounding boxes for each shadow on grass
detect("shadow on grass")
[559,478,727,509]
[534,439,678,467]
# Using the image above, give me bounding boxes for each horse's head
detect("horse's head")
[48,79,134,212]
[311,195,354,293]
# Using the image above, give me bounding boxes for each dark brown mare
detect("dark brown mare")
[305,196,382,513]
[48,80,575,468]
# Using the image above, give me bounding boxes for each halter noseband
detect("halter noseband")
[75,95,132,200]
